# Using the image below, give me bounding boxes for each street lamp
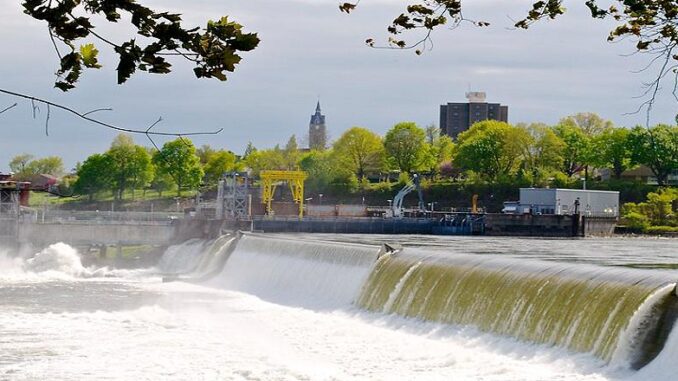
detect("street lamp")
[319,193,323,206]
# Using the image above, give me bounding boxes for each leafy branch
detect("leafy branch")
[23,0,260,90]
[341,0,678,122]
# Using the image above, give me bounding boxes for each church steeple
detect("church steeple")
[309,101,327,150]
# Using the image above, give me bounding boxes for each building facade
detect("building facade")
[308,101,327,150]
[439,92,508,139]
[517,188,619,217]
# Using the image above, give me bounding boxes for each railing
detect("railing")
[252,215,435,223]
[26,210,184,225]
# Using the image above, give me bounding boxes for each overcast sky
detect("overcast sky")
[0,0,675,172]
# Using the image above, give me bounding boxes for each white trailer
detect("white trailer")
[518,188,619,217]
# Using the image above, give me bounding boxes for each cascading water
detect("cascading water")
[156,239,207,274]
[158,234,239,282]
[192,234,236,275]
[208,233,382,309]
[4,233,678,380]
[152,233,678,372]
[356,249,678,368]
[23,242,88,276]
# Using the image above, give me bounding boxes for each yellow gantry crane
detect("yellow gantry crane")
[260,170,308,218]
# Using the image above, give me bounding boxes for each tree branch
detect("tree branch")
[0,88,223,137]
[0,103,17,114]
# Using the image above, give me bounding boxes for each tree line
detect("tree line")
[5,112,677,202]
[243,113,676,193]
[7,134,238,201]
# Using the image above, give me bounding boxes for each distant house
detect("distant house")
[599,165,678,185]
[26,174,58,191]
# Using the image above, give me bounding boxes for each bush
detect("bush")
[550,172,578,189]
[622,211,650,231]
[621,188,677,233]
[644,226,678,234]
[369,181,394,192]
[398,172,411,186]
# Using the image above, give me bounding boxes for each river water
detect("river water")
[1,235,677,381]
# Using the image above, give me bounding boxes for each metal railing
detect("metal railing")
[26,210,184,225]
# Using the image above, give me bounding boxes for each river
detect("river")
[1,234,676,380]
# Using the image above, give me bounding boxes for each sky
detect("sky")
[0,0,676,172]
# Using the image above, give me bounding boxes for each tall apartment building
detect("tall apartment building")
[439,92,508,139]
[308,101,327,150]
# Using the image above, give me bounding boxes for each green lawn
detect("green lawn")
[27,189,198,209]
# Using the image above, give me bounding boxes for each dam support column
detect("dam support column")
[99,244,108,259]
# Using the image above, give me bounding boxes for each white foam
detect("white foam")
[23,243,88,277]
[0,247,25,278]
[0,283,622,381]
[208,234,380,309]
[157,239,206,274]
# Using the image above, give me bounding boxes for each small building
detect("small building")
[24,174,58,191]
[516,188,619,217]
[599,165,678,186]
[0,180,31,216]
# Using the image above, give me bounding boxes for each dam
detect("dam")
[1,233,677,380]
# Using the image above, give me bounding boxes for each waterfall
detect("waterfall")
[209,234,381,309]
[158,235,239,282]
[157,239,207,274]
[357,249,678,366]
[157,233,678,370]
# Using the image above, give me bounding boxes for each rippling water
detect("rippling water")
[0,236,676,381]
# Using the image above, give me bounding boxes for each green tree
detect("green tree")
[107,134,153,200]
[10,155,66,180]
[299,150,345,193]
[204,150,238,186]
[243,142,257,160]
[424,126,454,174]
[591,127,633,179]
[332,127,385,179]
[384,122,427,173]
[516,123,565,181]
[628,125,678,186]
[153,138,204,196]
[196,145,217,166]
[73,154,113,201]
[454,121,530,182]
[150,172,174,198]
[244,145,288,175]
[26,156,65,177]
[9,154,34,174]
[623,188,678,229]
[559,113,613,136]
[553,123,591,177]
[284,135,300,169]
[129,146,154,199]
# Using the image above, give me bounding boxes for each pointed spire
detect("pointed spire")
[315,100,321,114]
